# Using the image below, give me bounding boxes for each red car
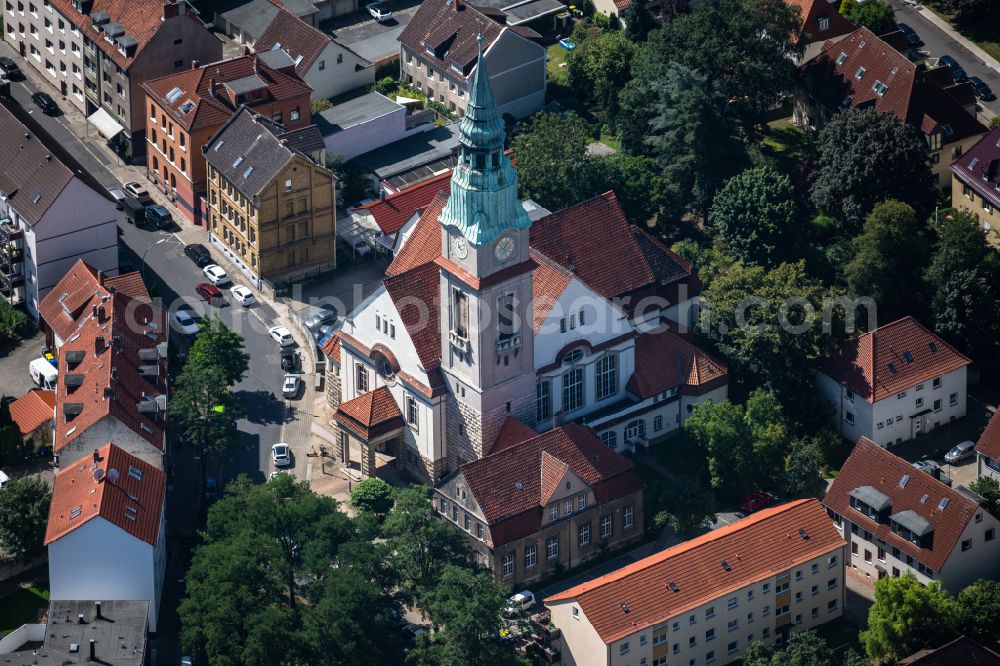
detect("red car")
[739,491,774,514]
[195,282,224,305]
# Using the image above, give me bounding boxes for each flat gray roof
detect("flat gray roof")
[502,0,564,24]
[892,509,934,537]
[224,74,268,95]
[257,48,296,70]
[353,123,461,179]
[850,485,892,512]
[218,0,280,40]
[316,93,401,136]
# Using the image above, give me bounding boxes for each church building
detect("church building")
[322,38,728,483]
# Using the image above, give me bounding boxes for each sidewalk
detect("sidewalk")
[906,0,1000,76]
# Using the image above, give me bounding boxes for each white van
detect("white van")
[29,357,58,390]
[505,590,536,616]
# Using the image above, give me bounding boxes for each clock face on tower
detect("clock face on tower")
[495,235,515,262]
[451,234,469,260]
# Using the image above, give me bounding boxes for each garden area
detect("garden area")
[0,573,49,637]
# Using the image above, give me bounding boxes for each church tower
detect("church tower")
[438,35,536,468]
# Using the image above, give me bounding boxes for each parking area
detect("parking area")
[326,4,419,64]
[0,330,47,399]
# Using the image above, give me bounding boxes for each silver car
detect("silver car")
[944,440,976,465]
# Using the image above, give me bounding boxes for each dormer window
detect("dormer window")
[835,51,847,65]
[848,485,891,523]
[855,66,867,80]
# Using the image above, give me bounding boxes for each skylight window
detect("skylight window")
[835,51,848,65]
[970,158,980,169]
[900,474,910,487]
[214,140,224,152]
[858,40,866,48]
[939,498,949,510]
[179,100,195,114]
[166,87,182,103]
[921,494,929,503]
[855,66,867,80]
[69,505,83,519]
[942,123,954,137]
[243,166,253,178]
[888,362,897,373]
[903,351,913,363]
[233,156,244,168]
[127,465,142,481]
[872,81,889,96]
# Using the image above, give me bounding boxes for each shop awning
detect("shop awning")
[87,108,125,140]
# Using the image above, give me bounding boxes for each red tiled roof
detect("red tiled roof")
[48,0,201,71]
[460,423,643,547]
[613,0,630,11]
[488,416,538,454]
[384,262,441,371]
[54,292,167,454]
[46,442,165,546]
[141,54,312,132]
[9,389,55,436]
[357,172,451,236]
[951,127,1000,210]
[530,249,573,333]
[321,331,341,364]
[802,28,986,142]
[255,8,333,78]
[334,386,404,440]
[627,327,729,398]
[100,272,150,303]
[824,437,978,571]
[785,0,855,43]
[898,636,1000,665]
[976,410,1000,461]
[820,316,970,402]
[545,499,844,644]
[399,0,526,77]
[386,190,447,277]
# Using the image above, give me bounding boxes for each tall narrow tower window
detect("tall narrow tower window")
[498,293,515,339]
[452,289,469,338]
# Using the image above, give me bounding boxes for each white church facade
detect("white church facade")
[322,41,728,483]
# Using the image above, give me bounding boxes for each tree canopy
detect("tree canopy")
[622,0,656,41]
[0,475,50,565]
[811,109,936,235]
[744,629,867,666]
[350,477,395,517]
[839,0,896,34]
[566,29,638,124]
[186,317,251,386]
[860,572,961,663]
[957,579,1000,647]
[709,165,800,267]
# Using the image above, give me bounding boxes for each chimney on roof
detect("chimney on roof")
[89,638,96,662]
[93,448,99,463]
[162,0,179,19]
[94,601,102,620]
[92,304,98,318]
[243,44,251,56]
[78,613,85,624]
[97,305,106,322]
[95,335,105,354]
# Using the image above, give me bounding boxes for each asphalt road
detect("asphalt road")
[888,0,1000,116]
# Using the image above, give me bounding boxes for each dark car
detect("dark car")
[184,243,212,267]
[969,76,997,101]
[145,204,173,230]
[939,55,969,82]
[281,349,300,373]
[195,282,224,305]
[739,491,774,514]
[31,92,59,115]
[0,57,22,80]
[895,23,921,47]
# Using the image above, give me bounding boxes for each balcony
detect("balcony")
[0,218,23,242]
[0,244,24,264]
[0,270,25,289]
[496,333,521,354]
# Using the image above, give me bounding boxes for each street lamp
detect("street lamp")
[141,237,168,285]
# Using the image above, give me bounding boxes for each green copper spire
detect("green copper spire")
[438,33,531,246]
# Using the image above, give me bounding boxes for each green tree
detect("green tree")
[839,0,896,34]
[382,486,470,598]
[709,165,800,267]
[684,389,788,497]
[968,476,1000,516]
[601,153,670,225]
[187,317,250,386]
[844,200,929,324]
[648,475,717,535]
[0,396,24,466]
[0,475,50,565]
[924,210,1000,367]
[619,61,742,218]
[512,111,593,212]
[0,299,31,341]
[350,477,395,517]
[567,30,638,122]
[957,579,1000,647]
[409,565,527,666]
[641,0,801,130]
[744,629,867,665]
[782,438,826,498]
[622,0,656,41]
[860,572,961,663]
[811,108,936,234]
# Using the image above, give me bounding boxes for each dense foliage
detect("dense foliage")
[0,475,50,565]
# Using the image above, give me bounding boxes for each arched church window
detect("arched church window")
[563,348,585,365]
[372,350,396,381]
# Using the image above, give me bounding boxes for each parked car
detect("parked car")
[938,55,968,82]
[202,264,230,286]
[968,76,996,101]
[944,440,976,464]
[173,308,199,335]
[123,181,152,203]
[895,23,921,46]
[402,624,427,639]
[204,476,219,502]
[282,374,300,399]
[145,204,173,230]
[316,324,336,345]
[739,491,774,514]
[505,590,536,616]
[366,2,392,21]
[107,187,126,210]
[913,459,941,474]
[271,443,292,467]
[195,282,224,305]
[0,57,23,80]
[31,91,59,115]
[269,325,295,347]
[281,349,300,372]
[305,304,337,331]
[230,285,255,306]
[184,243,212,267]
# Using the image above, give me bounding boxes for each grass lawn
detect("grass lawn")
[813,616,864,656]
[0,578,50,637]
[547,43,570,85]
[925,4,1000,63]
[762,118,810,159]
